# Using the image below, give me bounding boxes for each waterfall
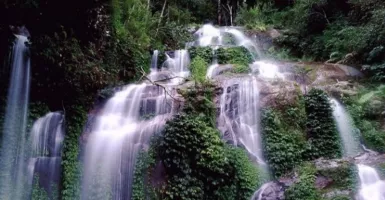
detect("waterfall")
[81,83,177,199]
[162,49,190,84]
[29,112,64,198]
[194,24,262,59]
[151,50,159,70]
[251,61,284,79]
[357,164,385,200]
[330,98,361,157]
[0,35,31,199]
[217,76,265,164]
[250,183,272,200]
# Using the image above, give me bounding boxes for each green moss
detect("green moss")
[232,64,250,73]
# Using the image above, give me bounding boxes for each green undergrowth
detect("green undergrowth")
[318,162,358,193]
[344,84,385,153]
[132,84,262,199]
[304,89,342,159]
[284,163,321,200]
[189,47,213,64]
[262,88,344,178]
[61,105,88,200]
[217,47,253,67]
[190,56,209,83]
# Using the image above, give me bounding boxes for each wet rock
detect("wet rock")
[315,175,333,189]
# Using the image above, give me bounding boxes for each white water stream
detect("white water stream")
[357,164,385,200]
[0,35,31,200]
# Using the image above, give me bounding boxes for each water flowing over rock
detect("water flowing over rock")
[216,76,265,164]
[29,112,64,198]
[192,24,262,59]
[330,98,362,157]
[81,51,186,200]
[357,164,385,200]
[0,34,31,199]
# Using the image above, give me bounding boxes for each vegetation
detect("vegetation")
[217,47,253,67]
[284,163,321,200]
[190,56,209,83]
[304,89,342,159]
[158,114,261,200]
[261,108,305,178]
[344,85,385,153]
[235,0,385,82]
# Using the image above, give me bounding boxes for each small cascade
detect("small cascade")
[217,76,265,164]
[206,63,220,78]
[250,183,272,200]
[150,50,159,70]
[29,112,64,198]
[193,24,262,59]
[357,164,385,200]
[195,24,223,47]
[81,74,181,199]
[162,49,190,84]
[0,34,31,199]
[251,61,284,79]
[330,98,362,157]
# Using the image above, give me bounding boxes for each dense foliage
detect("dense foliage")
[344,85,385,153]
[305,89,342,159]
[236,0,385,81]
[284,163,321,200]
[158,114,261,200]
[261,108,305,178]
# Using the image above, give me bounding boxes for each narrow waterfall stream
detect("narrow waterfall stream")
[357,164,385,200]
[29,112,64,198]
[330,98,362,157]
[81,50,185,200]
[217,77,265,164]
[0,34,31,199]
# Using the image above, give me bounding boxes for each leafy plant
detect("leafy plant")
[304,89,342,159]
[190,56,208,83]
[284,163,321,200]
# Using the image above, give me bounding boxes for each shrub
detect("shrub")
[304,89,342,159]
[284,163,321,200]
[158,113,261,200]
[189,47,213,64]
[216,47,253,67]
[190,56,208,83]
[261,109,305,178]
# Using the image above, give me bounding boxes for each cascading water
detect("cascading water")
[357,164,385,200]
[162,49,190,84]
[194,24,262,59]
[81,56,182,199]
[217,76,265,164]
[251,61,284,79]
[330,98,362,157]
[29,112,64,198]
[151,50,159,70]
[0,34,31,199]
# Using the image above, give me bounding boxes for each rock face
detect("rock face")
[252,182,285,200]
